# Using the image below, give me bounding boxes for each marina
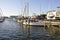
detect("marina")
[0,0,60,40]
[0,6,60,40]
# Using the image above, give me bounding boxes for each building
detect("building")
[10,16,18,21]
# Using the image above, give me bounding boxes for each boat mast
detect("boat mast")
[0,8,3,17]
[40,1,42,15]
[48,0,52,11]
[23,0,29,17]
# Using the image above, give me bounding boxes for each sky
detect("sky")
[0,0,60,16]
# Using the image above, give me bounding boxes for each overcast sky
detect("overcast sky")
[0,0,60,16]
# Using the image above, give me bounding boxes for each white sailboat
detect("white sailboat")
[0,17,4,22]
[0,8,5,22]
[23,19,45,26]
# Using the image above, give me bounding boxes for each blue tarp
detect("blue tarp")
[37,16,43,19]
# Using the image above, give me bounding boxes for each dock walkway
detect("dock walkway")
[43,20,60,26]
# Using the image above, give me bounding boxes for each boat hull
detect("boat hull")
[23,22,45,26]
[0,17,5,22]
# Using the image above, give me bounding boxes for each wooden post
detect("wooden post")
[27,25,30,40]
[44,20,46,30]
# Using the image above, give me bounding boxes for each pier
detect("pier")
[43,20,60,25]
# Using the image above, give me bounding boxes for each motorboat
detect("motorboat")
[23,19,45,26]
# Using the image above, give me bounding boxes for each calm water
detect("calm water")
[0,19,60,40]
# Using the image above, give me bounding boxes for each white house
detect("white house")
[46,10,60,20]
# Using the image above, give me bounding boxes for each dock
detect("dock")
[43,20,60,27]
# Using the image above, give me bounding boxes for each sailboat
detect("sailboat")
[0,8,5,22]
[0,16,5,22]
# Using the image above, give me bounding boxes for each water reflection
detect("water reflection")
[45,26,60,40]
[21,24,60,40]
[0,19,60,40]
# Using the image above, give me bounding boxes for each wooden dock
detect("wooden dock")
[43,20,60,27]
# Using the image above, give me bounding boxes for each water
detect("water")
[0,19,60,40]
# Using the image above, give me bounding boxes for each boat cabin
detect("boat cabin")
[46,10,60,20]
